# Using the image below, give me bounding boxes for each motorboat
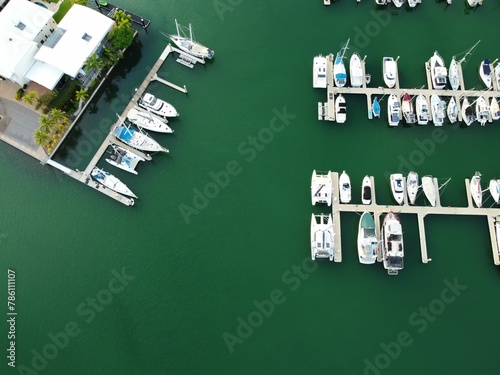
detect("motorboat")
[90,167,137,198]
[489,179,500,204]
[429,51,448,90]
[431,94,446,126]
[105,144,145,175]
[416,94,429,125]
[311,214,334,261]
[387,94,401,126]
[113,122,168,153]
[127,107,174,133]
[495,64,500,92]
[467,0,483,6]
[164,19,214,59]
[361,176,372,205]
[406,171,419,205]
[372,97,381,118]
[407,0,421,7]
[335,94,347,123]
[476,96,489,126]
[339,170,351,203]
[461,96,476,126]
[357,212,378,265]
[390,173,404,205]
[401,93,416,124]
[313,55,327,88]
[470,171,482,208]
[392,0,406,7]
[381,212,404,276]
[311,170,332,206]
[448,57,460,90]
[334,39,349,87]
[138,93,179,118]
[375,0,388,4]
[422,176,436,207]
[479,59,492,89]
[349,52,363,88]
[383,57,397,88]
[447,97,458,123]
[490,97,500,121]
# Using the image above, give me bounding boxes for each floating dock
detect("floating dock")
[95,0,151,28]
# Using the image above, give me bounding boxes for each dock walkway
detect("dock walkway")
[95,0,151,28]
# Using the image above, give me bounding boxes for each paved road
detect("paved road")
[0,98,40,150]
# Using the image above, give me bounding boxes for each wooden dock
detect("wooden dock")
[95,0,151,28]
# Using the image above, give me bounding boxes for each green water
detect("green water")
[1,0,500,374]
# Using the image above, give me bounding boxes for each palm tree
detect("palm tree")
[84,53,104,72]
[33,128,51,147]
[75,89,89,115]
[113,10,132,27]
[39,114,54,133]
[49,108,69,126]
[22,91,37,106]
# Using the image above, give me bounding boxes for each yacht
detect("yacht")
[447,97,458,123]
[339,171,351,203]
[335,94,347,123]
[383,57,397,88]
[311,170,332,206]
[334,40,349,87]
[372,97,381,118]
[490,97,500,121]
[476,96,489,126]
[313,55,327,88]
[390,173,404,205]
[361,176,372,205]
[401,93,416,124]
[479,59,492,89]
[349,52,363,88]
[431,94,446,126]
[461,97,476,126]
[416,94,429,125]
[448,57,460,90]
[357,212,378,265]
[311,214,334,261]
[165,19,214,59]
[90,167,137,198]
[406,171,419,205]
[470,172,482,208]
[127,107,174,133]
[387,94,401,126]
[382,212,404,276]
[105,144,145,175]
[113,123,168,153]
[422,176,437,207]
[429,51,448,90]
[489,179,500,204]
[138,93,179,118]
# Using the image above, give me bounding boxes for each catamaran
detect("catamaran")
[461,96,476,126]
[138,93,179,118]
[390,173,404,205]
[357,212,378,265]
[165,19,214,60]
[387,94,401,126]
[105,144,145,175]
[489,179,500,205]
[313,55,327,88]
[127,107,174,133]
[334,40,349,87]
[476,96,489,126]
[311,170,332,206]
[339,171,351,203]
[372,97,381,118]
[335,94,347,123]
[416,94,429,125]
[470,172,482,208]
[90,167,137,198]
[479,59,492,89]
[113,119,168,153]
[311,214,334,261]
[362,176,372,205]
[383,57,397,88]
[431,94,446,126]
[406,171,419,205]
[490,97,500,121]
[447,97,458,123]
[349,52,363,88]
[429,51,448,90]
[382,212,404,276]
[401,93,416,124]
[449,57,460,90]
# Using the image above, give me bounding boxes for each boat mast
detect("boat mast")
[458,40,481,63]
[175,19,180,36]
[188,23,193,42]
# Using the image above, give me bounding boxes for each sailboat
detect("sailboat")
[448,57,460,90]
[113,116,168,153]
[387,94,401,126]
[311,170,332,206]
[470,172,482,208]
[422,176,436,207]
[479,59,492,89]
[361,176,372,205]
[447,97,458,123]
[311,214,334,261]
[164,19,214,60]
[429,51,448,90]
[334,39,349,87]
[335,94,347,123]
[476,96,489,126]
[461,96,476,126]
[489,179,500,205]
[495,64,500,91]
[401,93,416,124]
[357,212,378,265]
[127,107,174,133]
[350,52,363,88]
[372,97,381,118]
[90,167,137,198]
[490,97,500,121]
[416,94,429,125]
[406,171,419,205]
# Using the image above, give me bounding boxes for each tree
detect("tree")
[84,53,104,72]
[33,128,51,147]
[50,108,69,126]
[22,91,37,106]
[75,89,89,114]
[39,114,54,133]
[103,47,122,67]
[70,0,88,5]
[108,24,134,50]
[113,10,132,28]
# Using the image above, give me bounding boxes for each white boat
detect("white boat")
[387,94,401,126]
[476,96,489,126]
[335,94,347,123]
[90,167,137,198]
[383,57,397,88]
[105,144,145,175]
[431,94,446,126]
[461,96,476,126]
[390,173,404,205]
[401,93,416,124]
[495,217,500,257]
[375,0,388,4]
[470,172,482,208]
[357,212,378,265]
[467,0,483,8]
[339,171,351,203]
[429,51,447,90]
[138,93,179,118]
[113,122,168,153]
[392,0,406,7]
[407,0,421,7]
[361,176,372,205]
[448,57,460,90]
[447,97,458,123]
[334,40,349,87]
[416,94,429,125]
[406,171,419,205]
[381,212,404,276]
[490,97,500,121]
[422,176,436,207]
[349,53,363,88]
[495,64,500,92]
[313,55,327,89]
[127,107,174,133]
[489,179,500,204]
[165,19,214,60]
[311,170,332,206]
[311,214,334,261]
[480,59,492,89]
[324,0,331,4]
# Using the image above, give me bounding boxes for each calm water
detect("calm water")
[1,0,500,374]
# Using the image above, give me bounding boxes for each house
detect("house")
[0,0,114,90]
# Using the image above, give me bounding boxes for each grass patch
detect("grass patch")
[52,0,72,23]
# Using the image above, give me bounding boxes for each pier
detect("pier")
[324,172,500,266]
[95,1,151,28]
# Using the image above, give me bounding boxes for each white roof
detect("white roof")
[25,61,64,90]
[34,4,114,77]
